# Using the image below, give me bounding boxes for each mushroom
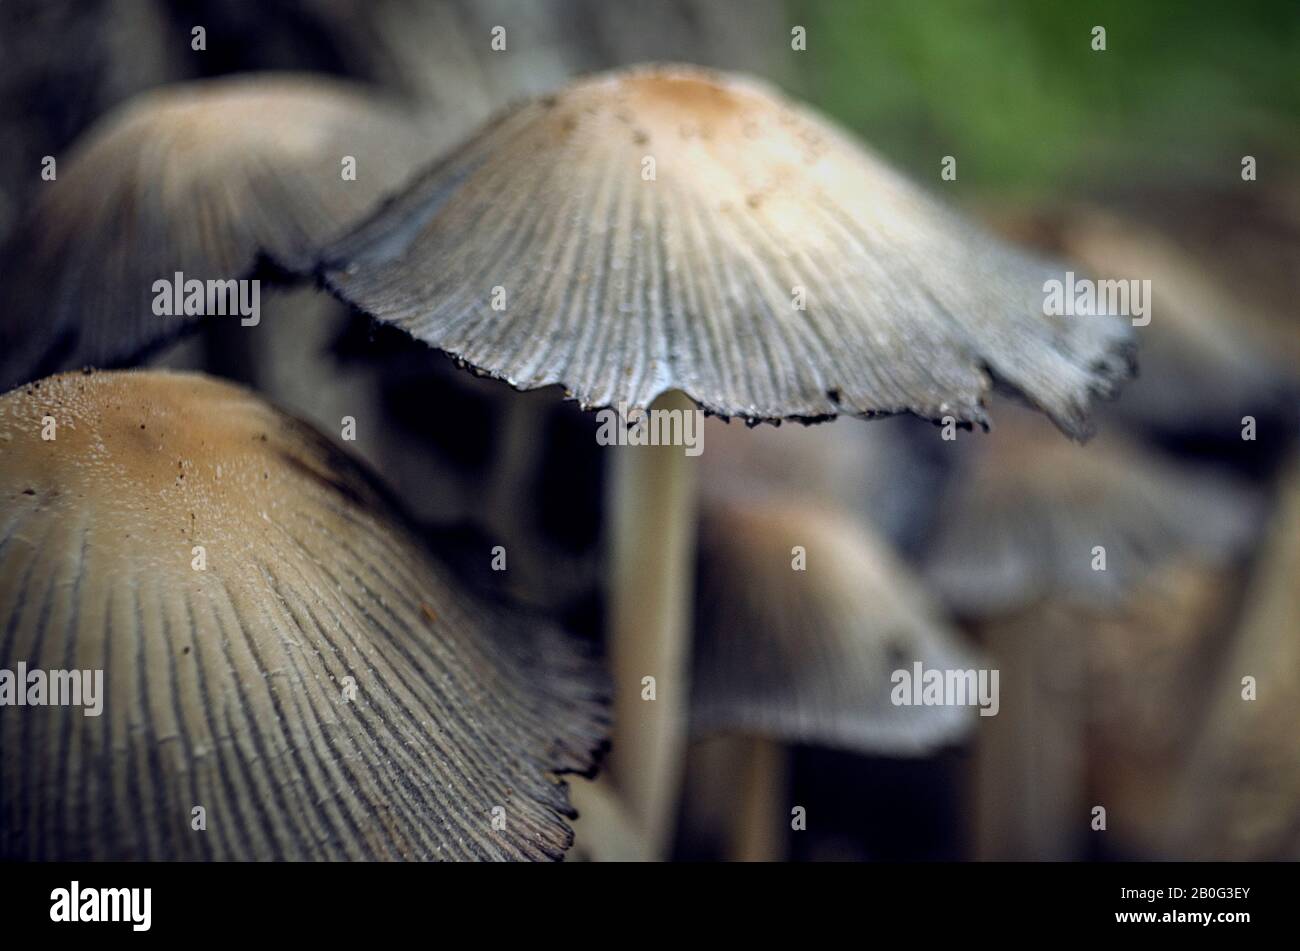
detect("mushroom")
[567,774,651,862]
[317,63,1134,854]
[921,401,1263,858]
[1081,561,1242,857]
[695,410,949,556]
[1165,460,1300,859]
[688,494,977,860]
[1091,182,1300,370]
[993,204,1299,447]
[0,369,608,860]
[925,402,1263,616]
[694,495,976,755]
[321,64,1131,433]
[0,74,433,389]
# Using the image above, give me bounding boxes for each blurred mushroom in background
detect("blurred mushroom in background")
[989,197,1300,464]
[570,413,965,860]
[0,370,608,860]
[681,492,978,861]
[695,412,951,557]
[1165,460,1300,860]
[0,74,435,390]
[0,0,786,253]
[922,401,1265,859]
[1097,180,1300,373]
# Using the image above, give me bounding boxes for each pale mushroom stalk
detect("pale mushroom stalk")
[568,774,651,861]
[1165,460,1300,859]
[730,736,789,863]
[607,389,698,854]
[972,611,1086,860]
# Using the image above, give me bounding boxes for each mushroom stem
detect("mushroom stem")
[729,736,789,862]
[567,775,651,861]
[974,613,1085,859]
[607,388,699,857]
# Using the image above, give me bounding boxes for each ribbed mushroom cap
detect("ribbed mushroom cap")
[923,405,1263,617]
[322,64,1133,438]
[692,496,977,755]
[0,370,607,860]
[0,75,430,389]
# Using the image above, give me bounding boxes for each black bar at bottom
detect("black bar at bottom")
[0,860,1288,939]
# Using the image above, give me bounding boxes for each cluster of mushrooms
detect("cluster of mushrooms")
[1,52,1291,861]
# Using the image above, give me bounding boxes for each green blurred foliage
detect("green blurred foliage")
[785,0,1300,197]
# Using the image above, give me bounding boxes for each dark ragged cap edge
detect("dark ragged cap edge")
[307,297,1137,441]
[240,374,615,858]
[188,370,616,850]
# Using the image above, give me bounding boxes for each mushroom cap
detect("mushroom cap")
[923,403,1264,617]
[0,74,430,389]
[1088,183,1300,369]
[322,63,1133,438]
[692,495,977,755]
[1018,206,1298,438]
[0,370,607,860]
